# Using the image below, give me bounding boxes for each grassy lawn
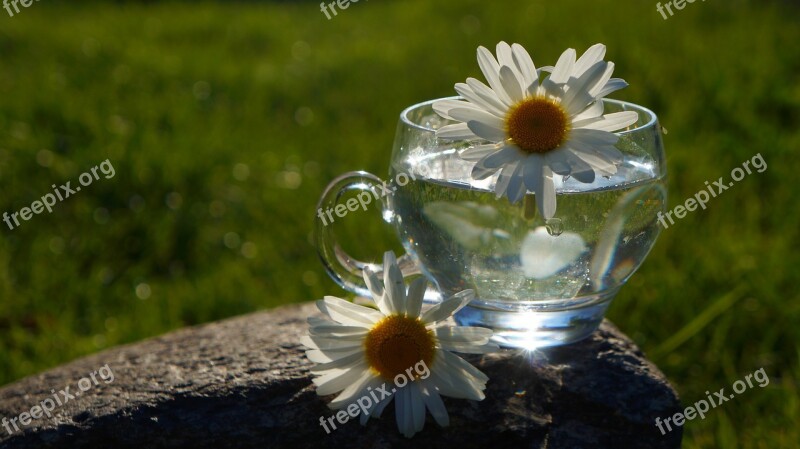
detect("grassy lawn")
[0,0,798,446]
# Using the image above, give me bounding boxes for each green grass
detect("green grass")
[1,0,798,447]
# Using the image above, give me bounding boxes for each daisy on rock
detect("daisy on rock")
[433,42,639,219]
[303,251,498,438]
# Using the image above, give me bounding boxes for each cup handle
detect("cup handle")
[314,171,423,298]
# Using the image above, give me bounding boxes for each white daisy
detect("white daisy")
[433,42,639,219]
[303,251,498,438]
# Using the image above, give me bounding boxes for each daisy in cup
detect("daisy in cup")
[433,42,638,219]
[303,251,498,438]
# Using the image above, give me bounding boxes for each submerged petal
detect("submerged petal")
[520,227,588,279]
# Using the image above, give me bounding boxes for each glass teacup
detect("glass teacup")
[316,97,666,349]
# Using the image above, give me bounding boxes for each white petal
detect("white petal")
[566,135,624,164]
[565,147,617,176]
[308,327,368,349]
[477,46,512,105]
[570,128,620,146]
[301,335,363,350]
[494,159,521,201]
[499,65,524,102]
[540,75,565,100]
[306,347,361,363]
[421,289,474,324]
[574,43,606,76]
[524,159,556,219]
[346,378,384,422]
[307,316,330,327]
[562,61,607,116]
[459,143,502,162]
[495,41,522,84]
[481,146,522,169]
[363,267,391,315]
[464,78,510,114]
[383,251,405,315]
[310,350,365,375]
[395,386,411,437]
[595,78,628,98]
[588,62,615,97]
[309,323,368,336]
[313,361,369,396]
[409,382,426,436]
[504,159,527,203]
[548,48,576,84]
[432,99,478,120]
[368,388,394,419]
[471,159,501,180]
[467,119,507,142]
[420,381,450,427]
[428,367,485,400]
[438,349,490,384]
[449,107,505,130]
[436,122,475,140]
[520,227,588,279]
[572,111,638,132]
[428,353,485,388]
[544,149,572,176]
[456,81,506,116]
[573,100,604,121]
[563,150,596,183]
[511,43,538,94]
[405,277,426,318]
[522,154,543,192]
[328,370,375,408]
[593,144,625,162]
[317,296,383,327]
[360,382,394,424]
[370,293,395,321]
[428,351,488,399]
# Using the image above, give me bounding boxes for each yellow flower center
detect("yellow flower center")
[505,97,570,154]
[364,315,436,381]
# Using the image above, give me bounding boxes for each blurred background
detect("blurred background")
[0,0,798,447]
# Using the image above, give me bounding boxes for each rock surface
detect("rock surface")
[0,302,682,449]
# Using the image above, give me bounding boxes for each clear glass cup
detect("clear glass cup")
[316,97,666,349]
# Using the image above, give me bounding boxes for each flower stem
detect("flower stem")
[523,194,537,221]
